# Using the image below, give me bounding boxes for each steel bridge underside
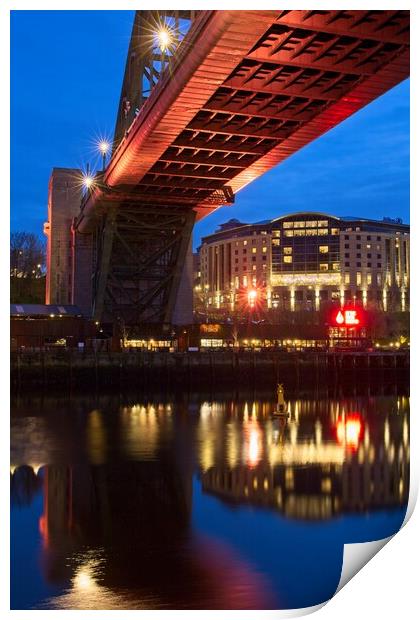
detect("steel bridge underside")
[76,10,409,327]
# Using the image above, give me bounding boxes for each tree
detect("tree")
[10,232,45,278]
[10,232,46,303]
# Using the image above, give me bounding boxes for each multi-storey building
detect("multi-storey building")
[198,213,409,313]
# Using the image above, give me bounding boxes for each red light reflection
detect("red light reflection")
[335,413,363,451]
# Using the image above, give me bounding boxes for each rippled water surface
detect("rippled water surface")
[11,389,409,610]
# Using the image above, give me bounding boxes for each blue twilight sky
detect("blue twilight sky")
[11,10,410,250]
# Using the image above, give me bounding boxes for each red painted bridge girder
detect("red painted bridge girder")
[77,9,409,231]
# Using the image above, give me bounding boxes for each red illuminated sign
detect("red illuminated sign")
[334,309,360,326]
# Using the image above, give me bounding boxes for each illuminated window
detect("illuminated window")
[306,221,317,228]
[262,246,267,253]
[320,263,329,271]
[252,265,257,271]
[294,221,305,229]
[283,256,292,263]
[243,275,248,287]
[201,339,223,348]
[318,229,329,236]
[235,276,239,289]
[283,247,292,255]
[367,273,372,285]
[294,230,306,236]
[356,272,362,285]
[272,238,280,246]
[366,244,371,250]
[252,247,257,254]
[345,273,350,284]
[252,276,257,286]
[332,263,340,271]
[331,228,340,235]
[306,229,318,236]
[377,273,382,286]
[284,231,294,237]
[282,222,293,229]
[318,220,328,227]
[243,240,247,246]
[273,230,281,237]
[319,246,329,254]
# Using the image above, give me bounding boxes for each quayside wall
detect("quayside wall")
[11,350,409,391]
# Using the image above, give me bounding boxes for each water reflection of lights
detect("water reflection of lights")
[403,418,409,446]
[245,423,262,467]
[335,414,362,451]
[74,564,97,591]
[268,442,345,466]
[47,554,129,610]
[10,463,46,476]
[200,402,212,418]
[384,419,390,449]
[87,410,107,465]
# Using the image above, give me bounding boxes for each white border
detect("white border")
[3,2,417,619]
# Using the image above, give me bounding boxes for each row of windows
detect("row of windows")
[234,247,268,254]
[283,228,334,237]
[282,220,330,229]
[345,262,382,268]
[344,243,382,251]
[345,253,382,259]
[281,245,330,254]
[344,234,382,241]
[233,265,268,273]
[344,272,382,285]
[234,256,267,263]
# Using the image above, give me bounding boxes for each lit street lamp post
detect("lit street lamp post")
[98,141,110,171]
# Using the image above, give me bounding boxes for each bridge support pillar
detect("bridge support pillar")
[89,203,196,329]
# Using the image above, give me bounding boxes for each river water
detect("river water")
[11,387,409,610]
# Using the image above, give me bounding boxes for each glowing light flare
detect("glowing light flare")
[156,27,172,51]
[335,413,363,451]
[247,288,258,308]
[244,422,263,467]
[98,140,110,155]
[82,174,95,190]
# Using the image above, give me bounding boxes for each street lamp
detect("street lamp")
[98,140,110,171]
[156,27,172,52]
[247,288,258,308]
[82,174,95,190]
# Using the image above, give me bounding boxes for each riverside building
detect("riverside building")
[198,213,409,313]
